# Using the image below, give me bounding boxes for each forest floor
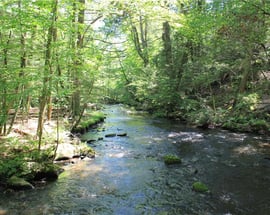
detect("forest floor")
[0,113,99,191]
[9,118,73,145]
[0,117,82,164]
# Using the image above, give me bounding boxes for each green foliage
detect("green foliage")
[220,93,270,133]
[0,0,269,142]
[0,137,56,184]
[235,93,259,111]
[179,98,201,114]
[250,119,269,132]
[0,156,26,180]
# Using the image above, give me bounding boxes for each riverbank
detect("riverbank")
[0,110,105,190]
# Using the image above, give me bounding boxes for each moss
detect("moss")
[7,176,34,190]
[163,154,181,165]
[73,111,105,134]
[192,181,209,193]
[79,143,95,158]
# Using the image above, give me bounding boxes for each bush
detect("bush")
[0,156,27,181]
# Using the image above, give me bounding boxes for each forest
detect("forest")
[0,0,269,190]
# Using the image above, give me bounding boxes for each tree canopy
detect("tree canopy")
[0,0,269,138]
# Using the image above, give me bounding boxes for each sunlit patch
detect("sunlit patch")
[229,133,247,141]
[258,143,270,148]
[151,137,164,142]
[216,132,247,142]
[60,163,104,179]
[0,209,7,215]
[109,152,125,158]
[76,187,98,199]
[233,144,257,155]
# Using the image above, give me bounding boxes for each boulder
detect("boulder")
[33,164,63,181]
[117,133,127,137]
[54,143,78,161]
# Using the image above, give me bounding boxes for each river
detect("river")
[1,104,270,215]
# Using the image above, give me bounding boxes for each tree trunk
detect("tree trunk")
[0,31,12,135]
[130,16,149,67]
[239,48,252,93]
[37,0,58,150]
[71,0,85,117]
[162,21,174,78]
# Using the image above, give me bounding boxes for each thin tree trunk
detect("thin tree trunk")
[37,0,58,150]
[0,31,12,135]
[8,1,27,134]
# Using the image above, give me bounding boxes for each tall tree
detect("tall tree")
[37,0,58,150]
[71,0,85,118]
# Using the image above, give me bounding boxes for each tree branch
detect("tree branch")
[242,0,270,16]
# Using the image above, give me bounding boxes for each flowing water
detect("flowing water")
[1,104,270,215]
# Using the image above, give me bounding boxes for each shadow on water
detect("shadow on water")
[1,104,270,215]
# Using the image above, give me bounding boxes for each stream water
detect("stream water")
[1,104,270,215]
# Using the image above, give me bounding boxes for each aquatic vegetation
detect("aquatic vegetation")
[163,154,182,165]
[192,181,209,193]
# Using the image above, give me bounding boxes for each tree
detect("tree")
[36,0,58,150]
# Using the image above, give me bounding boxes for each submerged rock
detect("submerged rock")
[163,154,182,165]
[7,176,34,190]
[192,181,209,193]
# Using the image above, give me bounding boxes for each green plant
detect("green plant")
[0,156,27,180]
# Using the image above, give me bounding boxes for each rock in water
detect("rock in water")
[163,154,182,165]
[192,181,209,193]
[105,133,116,137]
[117,133,127,137]
[7,176,34,190]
